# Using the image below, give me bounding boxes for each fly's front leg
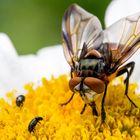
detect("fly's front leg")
[70,68,73,78]
[117,62,137,107]
[80,104,87,114]
[60,92,75,106]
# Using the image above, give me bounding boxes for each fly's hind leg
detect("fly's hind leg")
[60,92,75,106]
[116,61,137,108]
[124,62,135,83]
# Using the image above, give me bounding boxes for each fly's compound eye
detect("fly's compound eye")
[84,77,105,93]
[69,77,81,92]
[69,77,105,93]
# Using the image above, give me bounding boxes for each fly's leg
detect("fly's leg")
[99,83,109,132]
[70,68,73,78]
[81,102,98,115]
[124,62,135,83]
[60,92,75,106]
[89,101,98,116]
[117,62,137,107]
[101,83,108,122]
[124,69,137,107]
[80,104,87,114]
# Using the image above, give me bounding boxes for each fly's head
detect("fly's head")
[69,77,105,96]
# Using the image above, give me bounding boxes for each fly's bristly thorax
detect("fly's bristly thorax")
[79,58,105,78]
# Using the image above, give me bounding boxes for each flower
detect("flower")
[105,0,140,27]
[0,75,140,139]
[0,1,140,139]
[1,0,140,96]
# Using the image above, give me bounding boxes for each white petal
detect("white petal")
[128,49,140,82]
[19,45,69,83]
[105,0,140,27]
[0,33,18,57]
[0,33,70,96]
[37,45,69,78]
[0,33,25,96]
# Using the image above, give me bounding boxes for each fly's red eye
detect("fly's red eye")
[69,77,81,91]
[84,77,105,93]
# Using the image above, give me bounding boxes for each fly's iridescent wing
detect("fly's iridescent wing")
[62,4,103,70]
[103,12,140,71]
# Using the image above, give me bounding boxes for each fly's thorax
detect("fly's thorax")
[79,58,105,77]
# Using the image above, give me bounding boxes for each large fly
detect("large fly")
[61,4,140,122]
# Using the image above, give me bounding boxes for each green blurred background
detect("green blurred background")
[0,0,111,54]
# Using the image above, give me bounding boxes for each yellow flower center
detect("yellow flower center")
[0,75,140,139]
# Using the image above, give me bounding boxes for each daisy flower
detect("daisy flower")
[0,1,140,139]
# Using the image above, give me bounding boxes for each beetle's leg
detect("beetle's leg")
[101,83,108,121]
[60,92,75,106]
[116,63,137,107]
[80,104,87,114]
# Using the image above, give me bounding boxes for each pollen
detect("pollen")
[0,75,140,139]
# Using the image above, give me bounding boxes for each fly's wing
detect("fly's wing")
[62,4,103,70]
[103,12,140,70]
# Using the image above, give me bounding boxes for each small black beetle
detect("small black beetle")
[16,95,25,107]
[28,117,43,133]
